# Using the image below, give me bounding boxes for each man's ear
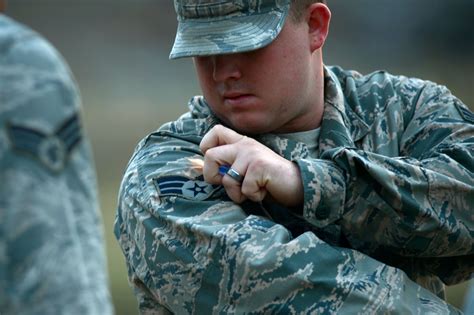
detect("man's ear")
[306,3,331,52]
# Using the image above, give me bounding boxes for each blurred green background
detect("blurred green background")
[6,1,473,314]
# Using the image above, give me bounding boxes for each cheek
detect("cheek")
[263,50,302,88]
[271,65,301,97]
[194,60,214,91]
[195,68,210,89]
[196,74,219,104]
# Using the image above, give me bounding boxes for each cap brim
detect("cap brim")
[169,8,288,59]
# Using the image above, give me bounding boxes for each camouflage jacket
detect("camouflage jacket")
[115,66,473,314]
[0,15,112,314]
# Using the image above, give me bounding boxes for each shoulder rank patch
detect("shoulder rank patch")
[154,175,221,201]
[6,113,82,172]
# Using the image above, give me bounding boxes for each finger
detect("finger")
[204,143,250,204]
[202,143,240,184]
[244,157,303,207]
[222,173,247,204]
[219,151,252,203]
[241,170,268,203]
[200,125,245,154]
[221,164,249,204]
[224,167,244,183]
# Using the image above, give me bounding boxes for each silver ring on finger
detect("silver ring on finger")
[226,167,244,183]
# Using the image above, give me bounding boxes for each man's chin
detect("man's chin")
[227,122,274,136]
[214,112,276,135]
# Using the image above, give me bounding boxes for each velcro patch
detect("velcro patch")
[155,175,221,201]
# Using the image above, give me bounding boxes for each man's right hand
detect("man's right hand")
[200,125,304,207]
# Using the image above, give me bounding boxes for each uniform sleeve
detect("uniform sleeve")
[0,18,112,314]
[129,271,173,315]
[296,81,474,284]
[114,129,462,314]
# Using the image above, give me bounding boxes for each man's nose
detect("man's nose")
[212,54,242,82]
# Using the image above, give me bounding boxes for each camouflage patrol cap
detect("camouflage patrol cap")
[170,0,291,59]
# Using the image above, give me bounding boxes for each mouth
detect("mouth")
[222,91,255,107]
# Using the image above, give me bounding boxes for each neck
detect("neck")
[296,52,325,132]
[313,54,325,128]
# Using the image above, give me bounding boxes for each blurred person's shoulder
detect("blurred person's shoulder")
[0,14,87,174]
[0,14,71,78]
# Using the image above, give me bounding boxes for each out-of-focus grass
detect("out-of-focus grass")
[100,183,138,315]
[99,181,472,314]
[447,281,472,311]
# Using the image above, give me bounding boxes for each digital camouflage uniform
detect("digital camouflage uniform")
[115,66,473,314]
[0,15,113,314]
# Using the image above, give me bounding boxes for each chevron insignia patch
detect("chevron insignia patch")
[7,113,82,172]
[155,175,220,201]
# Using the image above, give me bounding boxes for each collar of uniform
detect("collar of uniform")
[323,66,370,143]
[187,96,220,135]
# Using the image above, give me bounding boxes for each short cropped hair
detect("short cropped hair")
[290,0,327,22]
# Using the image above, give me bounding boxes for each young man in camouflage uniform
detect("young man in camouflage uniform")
[115,0,473,313]
[0,2,113,314]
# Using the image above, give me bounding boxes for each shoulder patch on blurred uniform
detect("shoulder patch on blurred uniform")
[154,175,220,201]
[455,101,474,123]
[7,113,82,172]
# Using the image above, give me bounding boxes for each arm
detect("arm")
[194,75,472,286]
[114,127,461,314]
[297,79,473,283]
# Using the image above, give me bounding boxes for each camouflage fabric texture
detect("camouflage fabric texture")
[0,15,113,314]
[170,0,290,59]
[115,66,473,314]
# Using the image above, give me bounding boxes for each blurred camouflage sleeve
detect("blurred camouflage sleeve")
[0,16,112,314]
[114,117,462,314]
[294,68,473,287]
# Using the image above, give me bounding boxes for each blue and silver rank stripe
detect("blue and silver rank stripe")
[155,175,221,201]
